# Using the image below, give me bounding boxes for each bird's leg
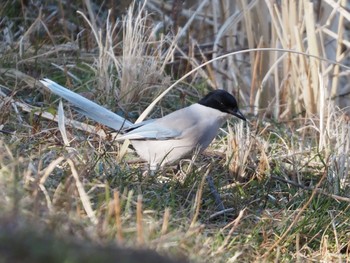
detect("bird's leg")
[206,175,225,211]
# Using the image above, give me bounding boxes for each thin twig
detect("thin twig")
[114,191,123,243]
[209,208,235,220]
[67,158,98,225]
[136,195,144,245]
[215,209,245,254]
[161,207,170,236]
[189,168,210,228]
[271,175,350,203]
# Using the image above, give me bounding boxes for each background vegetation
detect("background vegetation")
[0,0,350,262]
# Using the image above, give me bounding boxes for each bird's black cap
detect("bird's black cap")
[198,90,246,121]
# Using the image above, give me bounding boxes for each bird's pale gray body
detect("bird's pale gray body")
[121,103,230,169]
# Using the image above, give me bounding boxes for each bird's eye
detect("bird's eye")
[216,100,224,106]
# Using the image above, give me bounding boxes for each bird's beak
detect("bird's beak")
[232,109,246,121]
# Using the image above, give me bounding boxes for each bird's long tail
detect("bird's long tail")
[40,78,132,131]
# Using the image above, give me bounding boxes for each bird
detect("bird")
[40,79,246,170]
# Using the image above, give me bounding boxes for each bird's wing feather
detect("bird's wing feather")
[116,122,181,140]
[40,78,133,130]
[123,119,157,132]
[117,105,203,141]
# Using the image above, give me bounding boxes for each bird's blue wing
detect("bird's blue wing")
[117,121,181,140]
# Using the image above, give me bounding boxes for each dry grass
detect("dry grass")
[1,0,350,262]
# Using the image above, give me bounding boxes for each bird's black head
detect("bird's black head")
[198,90,246,121]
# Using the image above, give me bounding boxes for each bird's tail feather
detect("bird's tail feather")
[40,78,132,131]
